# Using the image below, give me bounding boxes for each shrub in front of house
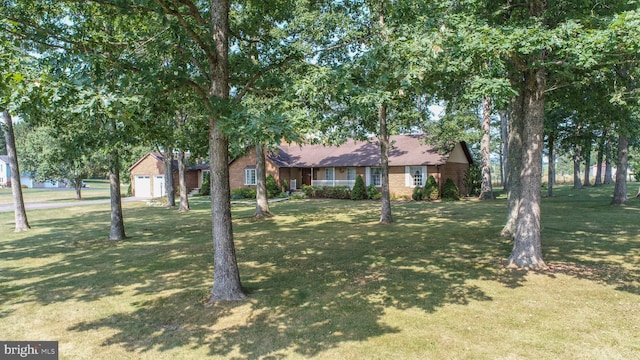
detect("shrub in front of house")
[300,185,351,199]
[442,178,460,200]
[351,175,367,200]
[423,175,439,200]
[266,175,280,198]
[412,185,423,201]
[367,184,381,200]
[231,187,257,199]
[199,172,211,196]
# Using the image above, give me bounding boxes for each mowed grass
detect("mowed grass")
[0,185,639,359]
[0,179,112,204]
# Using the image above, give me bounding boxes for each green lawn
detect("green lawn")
[0,179,112,204]
[1,185,639,359]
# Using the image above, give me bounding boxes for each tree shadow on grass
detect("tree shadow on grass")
[2,196,638,358]
[59,200,532,358]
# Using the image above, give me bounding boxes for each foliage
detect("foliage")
[198,172,210,196]
[441,178,460,201]
[302,185,351,200]
[231,187,257,200]
[412,185,424,201]
[351,175,367,200]
[367,184,382,200]
[266,175,280,199]
[463,162,482,197]
[423,175,440,201]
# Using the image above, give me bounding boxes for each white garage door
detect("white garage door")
[135,175,151,197]
[153,175,165,198]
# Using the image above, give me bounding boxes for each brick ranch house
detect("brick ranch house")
[128,152,208,197]
[229,134,473,198]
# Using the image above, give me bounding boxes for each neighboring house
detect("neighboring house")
[0,155,63,188]
[229,134,473,198]
[128,152,208,197]
[0,155,9,187]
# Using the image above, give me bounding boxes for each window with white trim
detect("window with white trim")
[325,168,334,181]
[405,166,427,187]
[346,167,357,181]
[370,167,382,186]
[244,168,257,185]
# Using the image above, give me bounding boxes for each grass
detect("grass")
[0,179,112,204]
[1,184,639,359]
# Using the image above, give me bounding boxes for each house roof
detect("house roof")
[268,135,472,168]
[0,155,9,164]
[128,152,208,172]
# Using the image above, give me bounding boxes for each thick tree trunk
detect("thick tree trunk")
[500,111,508,189]
[254,143,272,219]
[611,134,629,205]
[163,147,175,207]
[177,150,190,212]
[1,110,30,232]
[209,0,245,302]
[378,105,393,224]
[479,97,495,200]
[108,149,126,241]
[547,132,555,197]
[501,87,523,237]
[583,141,591,187]
[506,63,546,270]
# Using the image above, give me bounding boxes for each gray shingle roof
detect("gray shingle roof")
[268,135,462,168]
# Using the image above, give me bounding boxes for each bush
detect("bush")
[266,175,280,198]
[301,185,351,199]
[351,175,367,200]
[423,175,440,200]
[231,187,257,199]
[199,172,210,196]
[412,185,423,201]
[367,184,381,200]
[441,178,460,200]
[463,162,481,196]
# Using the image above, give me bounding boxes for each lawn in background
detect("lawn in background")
[0,185,639,359]
[0,179,112,204]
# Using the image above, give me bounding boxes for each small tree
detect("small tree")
[199,172,211,196]
[351,175,367,200]
[463,163,482,197]
[424,175,440,200]
[442,178,460,200]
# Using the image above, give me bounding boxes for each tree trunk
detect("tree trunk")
[208,0,245,302]
[506,63,546,270]
[108,149,126,241]
[254,143,272,219]
[74,176,83,200]
[163,147,175,207]
[547,131,555,197]
[378,105,393,224]
[573,143,582,189]
[501,84,523,237]
[611,134,629,205]
[479,97,495,200]
[177,150,190,212]
[500,111,508,190]
[1,110,30,232]
[583,140,591,187]
[604,135,614,184]
[594,135,604,186]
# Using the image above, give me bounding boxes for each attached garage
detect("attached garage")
[153,175,165,197]
[134,175,152,198]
